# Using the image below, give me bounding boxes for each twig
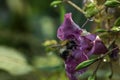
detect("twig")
[81,19,89,28]
[64,0,85,15]
[97,47,118,60]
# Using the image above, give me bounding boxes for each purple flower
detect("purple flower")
[57,13,108,80]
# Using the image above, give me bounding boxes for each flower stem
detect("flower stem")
[64,0,85,15]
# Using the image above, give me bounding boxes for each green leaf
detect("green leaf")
[88,75,95,80]
[75,58,98,71]
[114,17,120,26]
[104,0,120,7]
[96,29,107,33]
[50,1,62,7]
[0,46,32,75]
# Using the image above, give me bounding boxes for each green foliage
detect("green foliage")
[104,0,120,7]
[75,59,98,71]
[0,46,32,75]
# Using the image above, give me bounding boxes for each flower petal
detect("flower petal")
[77,36,92,51]
[85,34,97,41]
[87,36,108,55]
[57,13,82,40]
[65,49,88,80]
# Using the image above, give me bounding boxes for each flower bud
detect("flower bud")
[84,3,99,18]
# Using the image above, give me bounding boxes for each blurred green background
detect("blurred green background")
[0,0,120,80]
[0,0,69,80]
[0,0,86,80]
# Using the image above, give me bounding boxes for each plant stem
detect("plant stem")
[81,19,89,28]
[98,47,118,60]
[92,59,102,76]
[64,0,85,14]
[109,62,113,79]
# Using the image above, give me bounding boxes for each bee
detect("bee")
[59,40,77,60]
[59,48,70,60]
[50,40,77,60]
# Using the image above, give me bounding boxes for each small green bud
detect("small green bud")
[75,58,98,70]
[104,0,120,7]
[43,40,57,46]
[84,3,99,18]
[50,1,62,7]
